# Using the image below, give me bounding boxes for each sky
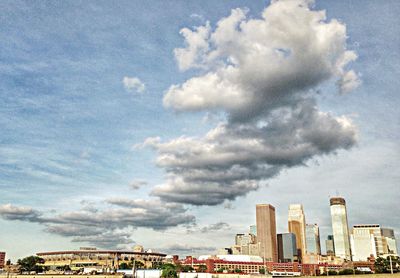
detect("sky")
[0,0,399,262]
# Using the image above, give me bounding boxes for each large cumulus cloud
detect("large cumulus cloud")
[149,0,359,206]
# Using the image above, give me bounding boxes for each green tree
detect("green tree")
[216,267,226,273]
[119,262,129,269]
[375,256,400,273]
[259,268,266,274]
[375,257,390,273]
[161,263,178,278]
[17,256,44,273]
[338,269,354,275]
[181,265,194,272]
[197,264,207,272]
[234,268,242,273]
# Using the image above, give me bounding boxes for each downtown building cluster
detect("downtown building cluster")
[208,197,398,274]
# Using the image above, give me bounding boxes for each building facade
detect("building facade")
[277,233,297,263]
[330,197,352,261]
[0,252,5,269]
[256,204,278,262]
[288,204,307,260]
[326,235,335,256]
[306,224,321,255]
[249,225,257,237]
[351,225,398,261]
[36,249,166,271]
[350,224,382,261]
[381,228,398,255]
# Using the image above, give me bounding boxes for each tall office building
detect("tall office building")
[381,228,398,255]
[288,204,307,259]
[330,197,352,260]
[256,204,278,262]
[277,233,298,262]
[306,224,321,255]
[326,235,335,256]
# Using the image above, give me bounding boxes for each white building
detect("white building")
[350,224,398,261]
[330,197,352,261]
[350,225,382,261]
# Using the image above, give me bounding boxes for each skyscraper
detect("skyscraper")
[277,233,298,262]
[288,204,307,259]
[306,223,321,255]
[326,235,335,256]
[330,197,352,261]
[256,204,278,262]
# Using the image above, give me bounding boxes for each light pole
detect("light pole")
[389,255,394,275]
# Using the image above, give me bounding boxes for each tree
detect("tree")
[375,256,400,273]
[327,270,338,275]
[217,267,226,273]
[259,268,266,274]
[234,268,242,273]
[119,262,129,269]
[17,256,44,273]
[161,263,178,278]
[197,265,207,272]
[338,269,353,275]
[181,265,194,272]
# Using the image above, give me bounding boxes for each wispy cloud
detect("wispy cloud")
[123,76,146,93]
[0,199,195,248]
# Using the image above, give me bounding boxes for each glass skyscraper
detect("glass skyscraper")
[330,197,352,261]
[277,233,298,262]
[306,223,321,255]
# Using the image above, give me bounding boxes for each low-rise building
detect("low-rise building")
[36,248,166,271]
[0,252,5,269]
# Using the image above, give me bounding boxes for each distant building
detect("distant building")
[277,233,297,262]
[36,249,166,271]
[249,225,257,237]
[350,225,398,261]
[180,255,314,276]
[330,197,352,260]
[381,228,398,255]
[306,224,321,255]
[326,235,335,256]
[0,252,5,269]
[350,224,383,261]
[232,233,259,256]
[288,204,307,260]
[256,204,278,262]
[235,234,255,246]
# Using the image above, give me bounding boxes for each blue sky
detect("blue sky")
[0,0,399,261]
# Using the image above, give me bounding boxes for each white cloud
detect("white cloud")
[337,70,361,94]
[123,76,146,93]
[148,0,360,206]
[165,0,359,120]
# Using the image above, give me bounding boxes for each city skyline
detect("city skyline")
[0,0,399,262]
